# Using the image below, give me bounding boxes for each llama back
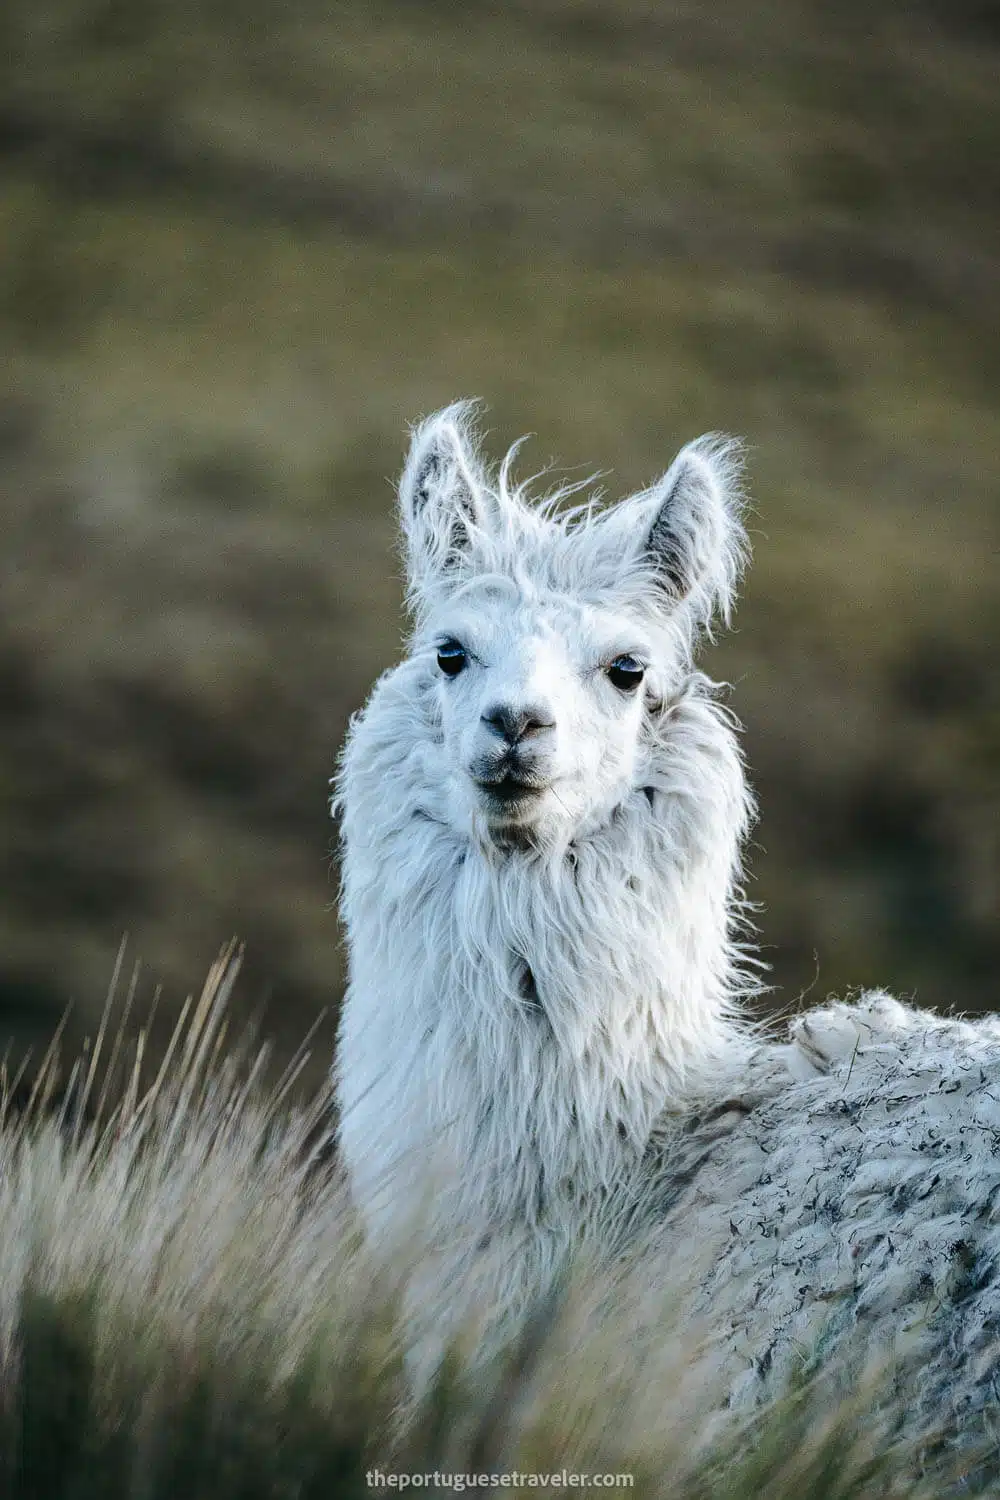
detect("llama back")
[639,993,1000,1452]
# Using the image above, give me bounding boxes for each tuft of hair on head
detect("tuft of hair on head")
[395,406,750,651]
[639,435,749,641]
[397,400,493,603]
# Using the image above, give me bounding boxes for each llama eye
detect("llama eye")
[607,655,645,691]
[437,640,467,677]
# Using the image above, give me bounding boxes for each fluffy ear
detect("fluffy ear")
[399,402,491,590]
[642,436,748,632]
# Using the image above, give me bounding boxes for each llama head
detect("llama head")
[397,401,748,850]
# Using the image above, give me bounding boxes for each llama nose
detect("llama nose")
[481,703,555,747]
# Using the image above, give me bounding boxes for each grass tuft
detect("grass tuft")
[0,948,996,1497]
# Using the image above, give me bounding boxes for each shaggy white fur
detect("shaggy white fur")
[333,403,1000,1447]
[335,404,757,1347]
[642,992,1000,1453]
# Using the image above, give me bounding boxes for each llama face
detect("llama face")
[396,403,748,849]
[416,583,656,844]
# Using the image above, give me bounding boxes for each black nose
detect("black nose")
[481,704,555,746]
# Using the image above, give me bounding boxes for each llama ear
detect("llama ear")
[399,402,491,587]
[642,436,748,630]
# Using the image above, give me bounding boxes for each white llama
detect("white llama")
[334,403,1000,1448]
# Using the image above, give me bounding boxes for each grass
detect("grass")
[0,946,996,1498]
[1,946,394,1498]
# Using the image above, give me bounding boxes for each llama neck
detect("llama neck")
[335,661,755,1240]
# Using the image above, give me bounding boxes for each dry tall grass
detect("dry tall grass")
[0,947,993,1497]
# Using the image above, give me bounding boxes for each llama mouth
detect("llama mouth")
[474,773,547,811]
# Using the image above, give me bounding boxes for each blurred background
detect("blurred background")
[1,0,997,1093]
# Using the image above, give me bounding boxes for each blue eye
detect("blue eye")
[437,640,467,677]
[607,655,645,691]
